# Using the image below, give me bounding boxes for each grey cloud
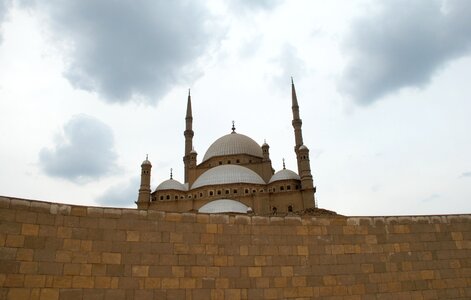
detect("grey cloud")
[272,44,306,88]
[25,1,222,104]
[421,193,440,203]
[0,0,12,43]
[339,0,471,105]
[95,176,139,207]
[39,114,117,182]
[460,171,471,178]
[228,0,282,13]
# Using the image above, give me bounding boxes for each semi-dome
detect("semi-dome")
[192,165,265,189]
[202,132,263,162]
[198,199,249,214]
[269,169,300,183]
[155,179,187,191]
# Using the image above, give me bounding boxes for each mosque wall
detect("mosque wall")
[1,196,470,299]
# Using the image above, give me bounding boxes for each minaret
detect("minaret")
[291,78,304,174]
[262,139,270,161]
[183,89,194,183]
[137,155,152,209]
[290,79,315,208]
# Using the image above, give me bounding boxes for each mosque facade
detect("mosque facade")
[136,80,316,214]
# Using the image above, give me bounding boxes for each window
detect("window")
[245,189,249,194]
[236,159,240,164]
[209,191,214,196]
[288,205,293,212]
[166,195,170,200]
[252,189,256,193]
[175,195,178,200]
[225,189,230,195]
[280,186,284,191]
[295,185,299,190]
[228,160,231,164]
[199,192,203,197]
[287,185,291,190]
[219,161,222,165]
[160,196,164,200]
[233,189,237,194]
[272,207,277,215]
[217,190,221,195]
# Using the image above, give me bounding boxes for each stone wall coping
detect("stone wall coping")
[1,195,470,225]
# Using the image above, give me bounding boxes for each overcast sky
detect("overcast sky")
[1,0,470,216]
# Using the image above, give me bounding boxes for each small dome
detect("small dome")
[192,165,265,189]
[199,199,249,214]
[299,144,309,151]
[155,179,187,191]
[269,169,300,183]
[141,159,151,166]
[202,133,263,162]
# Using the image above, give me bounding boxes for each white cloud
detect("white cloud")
[39,114,117,183]
[95,176,138,207]
[339,0,471,105]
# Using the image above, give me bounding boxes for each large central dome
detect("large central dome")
[202,132,263,162]
[192,165,265,189]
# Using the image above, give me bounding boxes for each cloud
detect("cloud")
[39,114,117,182]
[339,0,471,105]
[24,0,222,104]
[271,44,306,87]
[228,0,282,13]
[421,193,440,203]
[95,176,139,207]
[0,0,12,43]
[460,171,471,178]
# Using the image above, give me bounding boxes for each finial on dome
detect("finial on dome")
[146,154,148,160]
[291,76,294,85]
[282,158,286,169]
[188,88,190,96]
[170,168,173,179]
[231,120,236,133]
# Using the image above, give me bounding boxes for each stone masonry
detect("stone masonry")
[0,196,470,299]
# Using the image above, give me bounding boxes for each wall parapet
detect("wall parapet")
[1,195,470,299]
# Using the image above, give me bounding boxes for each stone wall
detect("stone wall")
[0,196,470,299]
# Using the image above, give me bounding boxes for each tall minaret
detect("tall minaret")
[137,155,152,209]
[183,89,194,183]
[291,78,304,174]
[290,78,315,208]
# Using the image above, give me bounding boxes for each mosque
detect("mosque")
[136,80,316,214]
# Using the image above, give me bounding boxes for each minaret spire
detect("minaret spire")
[291,77,304,150]
[183,89,195,183]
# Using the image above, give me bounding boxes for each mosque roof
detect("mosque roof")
[269,169,300,183]
[202,132,263,162]
[198,199,249,214]
[155,179,187,191]
[191,165,265,189]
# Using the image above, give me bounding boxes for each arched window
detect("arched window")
[288,205,293,212]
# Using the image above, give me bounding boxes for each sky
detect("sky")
[0,0,470,216]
